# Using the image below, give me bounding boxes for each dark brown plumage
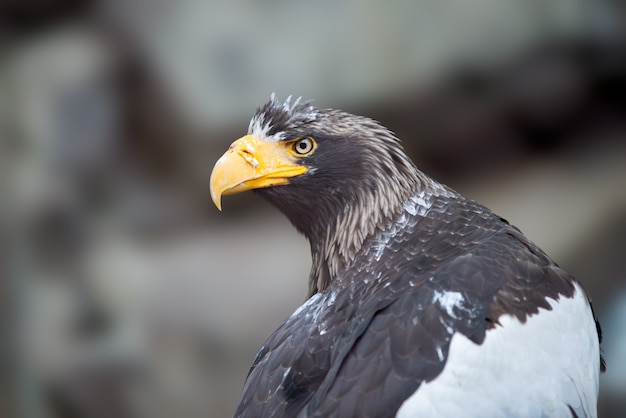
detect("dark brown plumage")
[210,96,604,418]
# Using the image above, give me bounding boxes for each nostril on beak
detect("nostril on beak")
[239,149,259,169]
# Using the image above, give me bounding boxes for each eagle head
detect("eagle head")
[211,95,420,237]
[210,95,430,294]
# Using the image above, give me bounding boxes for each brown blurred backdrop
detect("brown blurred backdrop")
[1,1,625,417]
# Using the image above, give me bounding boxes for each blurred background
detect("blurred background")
[1,0,625,417]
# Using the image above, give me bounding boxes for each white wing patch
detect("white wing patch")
[432,290,466,319]
[397,283,600,417]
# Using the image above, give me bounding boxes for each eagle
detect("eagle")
[209,95,604,417]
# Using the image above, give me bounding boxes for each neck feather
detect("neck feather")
[307,167,439,296]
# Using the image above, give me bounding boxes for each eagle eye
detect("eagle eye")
[292,137,315,156]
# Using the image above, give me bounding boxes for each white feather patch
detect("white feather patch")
[432,290,466,319]
[396,283,600,417]
[247,94,318,142]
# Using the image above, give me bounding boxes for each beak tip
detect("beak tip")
[209,175,221,210]
[210,188,223,211]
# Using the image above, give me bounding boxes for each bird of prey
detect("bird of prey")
[209,95,604,418]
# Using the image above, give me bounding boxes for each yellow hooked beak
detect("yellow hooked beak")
[210,135,307,210]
